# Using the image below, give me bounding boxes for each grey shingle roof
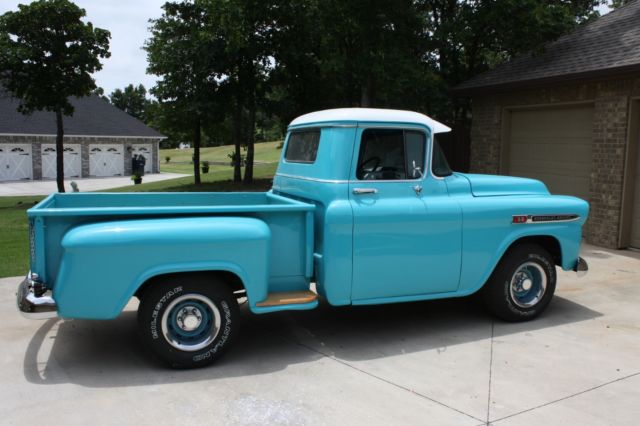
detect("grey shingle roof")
[455,0,640,94]
[0,90,164,138]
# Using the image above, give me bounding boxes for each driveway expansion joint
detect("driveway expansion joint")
[486,321,495,425]
[489,370,640,424]
[280,333,485,423]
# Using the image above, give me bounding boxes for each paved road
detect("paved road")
[0,173,188,196]
[1,244,639,425]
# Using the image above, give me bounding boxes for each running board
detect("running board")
[255,290,318,307]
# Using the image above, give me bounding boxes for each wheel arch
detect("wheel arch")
[135,269,247,300]
[462,233,564,297]
[502,235,562,266]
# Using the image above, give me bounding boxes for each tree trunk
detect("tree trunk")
[193,118,201,185]
[360,74,375,107]
[55,109,65,193]
[232,95,243,183]
[243,93,256,184]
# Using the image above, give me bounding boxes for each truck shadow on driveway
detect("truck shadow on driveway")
[23,296,601,388]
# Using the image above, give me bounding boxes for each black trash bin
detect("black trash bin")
[132,154,146,176]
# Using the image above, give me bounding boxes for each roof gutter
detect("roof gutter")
[452,63,640,97]
[0,133,167,139]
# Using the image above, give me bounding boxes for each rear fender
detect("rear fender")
[55,216,271,319]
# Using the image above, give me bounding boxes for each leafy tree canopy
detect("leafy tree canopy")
[109,84,150,121]
[0,0,110,116]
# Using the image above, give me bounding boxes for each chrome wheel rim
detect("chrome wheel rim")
[161,294,221,352]
[509,262,547,308]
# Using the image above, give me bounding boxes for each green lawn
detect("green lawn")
[160,140,282,175]
[0,196,45,278]
[109,162,278,192]
[0,144,282,278]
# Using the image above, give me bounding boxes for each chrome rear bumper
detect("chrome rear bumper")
[17,272,57,319]
[573,257,589,278]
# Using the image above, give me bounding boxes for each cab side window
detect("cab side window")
[356,129,425,180]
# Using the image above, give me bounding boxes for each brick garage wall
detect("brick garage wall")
[469,76,640,248]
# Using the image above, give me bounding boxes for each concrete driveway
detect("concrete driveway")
[0,173,188,196]
[1,244,638,425]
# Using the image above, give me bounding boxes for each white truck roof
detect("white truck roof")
[289,108,452,133]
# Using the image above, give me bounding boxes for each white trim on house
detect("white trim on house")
[0,133,166,139]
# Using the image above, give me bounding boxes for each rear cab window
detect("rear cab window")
[285,130,321,163]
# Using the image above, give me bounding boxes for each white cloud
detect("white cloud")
[1,0,166,95]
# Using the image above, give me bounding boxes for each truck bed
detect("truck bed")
[28,191,316,298]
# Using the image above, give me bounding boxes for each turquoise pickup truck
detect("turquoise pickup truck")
[18,108,589,368]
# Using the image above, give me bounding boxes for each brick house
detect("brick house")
[454,1,640,249]
[0,91,164,182]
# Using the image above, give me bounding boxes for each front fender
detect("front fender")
[55,216,271,319]
[457,195,588,295]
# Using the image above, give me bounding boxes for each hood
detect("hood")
[457,173,549,197]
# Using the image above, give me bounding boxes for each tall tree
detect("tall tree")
[269,0,439,123]
[0,0,110,192]
[418,0,601,123]
[610,0,632,8]
[109,84,150,121]
[202,0,272,184]
[146,0,221,185]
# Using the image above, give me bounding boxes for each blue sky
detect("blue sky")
[1,1,613,97]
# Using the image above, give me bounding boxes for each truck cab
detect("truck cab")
[18,108,589,368]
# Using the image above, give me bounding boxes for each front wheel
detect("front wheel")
[482,244,556,322]
[138,275,239,368]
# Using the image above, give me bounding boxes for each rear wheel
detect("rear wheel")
[138,275,239,368]
[482,244,556,322]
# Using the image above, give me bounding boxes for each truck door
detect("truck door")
[349,127,462,301]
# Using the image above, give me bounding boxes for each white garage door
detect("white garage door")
[0,144,33,181]
[42,144,81,179]
[508,105,593,201]
[89,144,124,177]
[630,128,640,248]
[131,144,152,173]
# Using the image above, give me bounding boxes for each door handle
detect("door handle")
[413,185,423,195]
[352,188,378,195]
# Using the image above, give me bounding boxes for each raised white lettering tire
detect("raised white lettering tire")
[137,274,239,368]
[482,243,556,322]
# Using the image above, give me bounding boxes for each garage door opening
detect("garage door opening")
[89,144,124,177]
[42,144,81,179]
[505,104,593,202]
[0,144,33,181]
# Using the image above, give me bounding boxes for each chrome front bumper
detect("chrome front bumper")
[573,257,589,278]
[17,273,58,319]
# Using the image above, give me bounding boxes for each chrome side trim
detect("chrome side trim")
[276,173,429,185]
[356,124,428,130]
[573,257,588,277]
[288,123,358,130]
[513,214,581,224]
[275,173,349,184]
[17,272,57,319]
[349,179,422,183]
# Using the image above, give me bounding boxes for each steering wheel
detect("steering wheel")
[358,156,381,179]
